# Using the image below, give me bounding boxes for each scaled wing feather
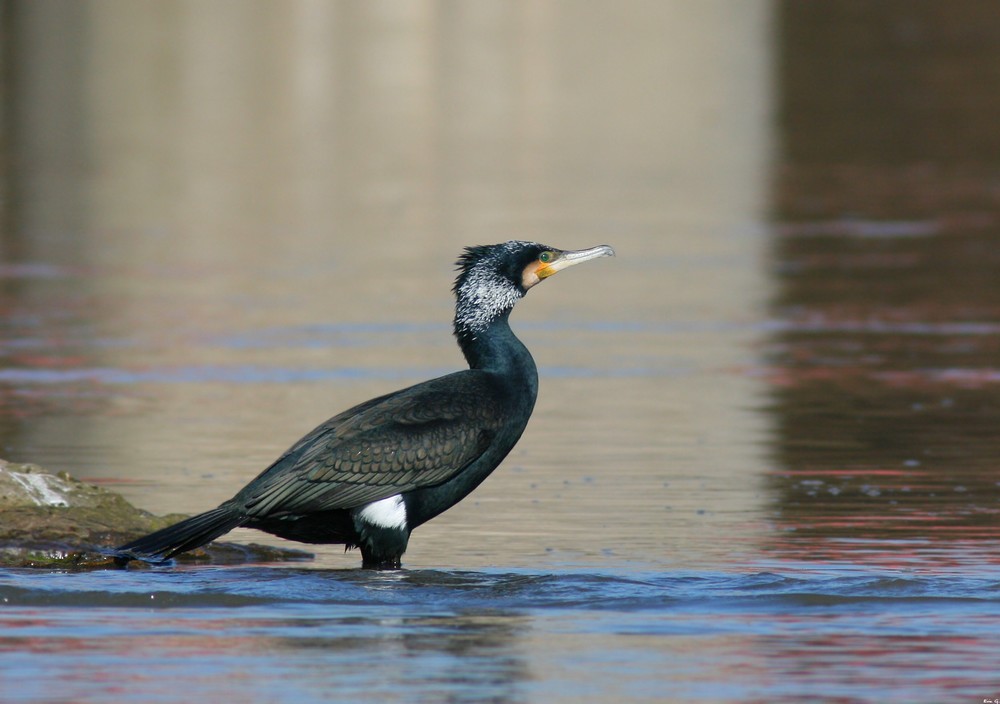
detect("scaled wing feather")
[238,372,503,517]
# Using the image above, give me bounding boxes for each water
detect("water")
[4,565,999,703]
[3,2,1000,702]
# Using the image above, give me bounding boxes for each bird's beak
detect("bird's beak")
[536,244,616,280]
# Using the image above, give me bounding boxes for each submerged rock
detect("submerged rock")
[0,459,313,568]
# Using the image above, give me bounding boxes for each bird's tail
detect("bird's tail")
[116,505,246,563]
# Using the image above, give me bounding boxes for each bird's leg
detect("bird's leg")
[360,548,402,570]
[353,518,409,569]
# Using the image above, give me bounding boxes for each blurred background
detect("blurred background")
[3,2,1000,702]
[1,0,999,572]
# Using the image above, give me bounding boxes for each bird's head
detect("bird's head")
[453,240,615,339]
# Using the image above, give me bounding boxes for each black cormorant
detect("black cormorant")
[116,241,614,569]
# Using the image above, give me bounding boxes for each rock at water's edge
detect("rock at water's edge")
[0,459,313,568]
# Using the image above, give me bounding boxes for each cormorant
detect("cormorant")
[116,241,614,569]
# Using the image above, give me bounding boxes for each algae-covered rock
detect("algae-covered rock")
[0,459,313,568]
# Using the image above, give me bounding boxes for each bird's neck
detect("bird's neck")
[456,312,536,380]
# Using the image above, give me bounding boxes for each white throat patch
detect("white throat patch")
[455,269,522,336]
[358,494,408,530]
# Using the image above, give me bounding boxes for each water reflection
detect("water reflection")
[767,1,1000,565]
[0,0,775,572]
[7,1,1000,701]
[4,565,999,702]
[271,611,530,703]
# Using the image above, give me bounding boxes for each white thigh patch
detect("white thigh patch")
[358,495,408,530]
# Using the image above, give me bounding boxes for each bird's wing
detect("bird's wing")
[236,371,506,517]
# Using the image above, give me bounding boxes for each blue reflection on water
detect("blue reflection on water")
[2,565,999,702]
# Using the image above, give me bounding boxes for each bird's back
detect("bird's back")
[230,369,525,521]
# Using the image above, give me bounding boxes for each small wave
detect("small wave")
[3,566,998,612]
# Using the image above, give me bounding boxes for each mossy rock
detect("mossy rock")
[0,459,313,568]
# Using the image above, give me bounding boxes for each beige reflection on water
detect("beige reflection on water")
[7,1,775,570]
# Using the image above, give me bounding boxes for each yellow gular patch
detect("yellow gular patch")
[521,260,546,289]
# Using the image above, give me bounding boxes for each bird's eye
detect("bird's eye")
[539,251,553,264]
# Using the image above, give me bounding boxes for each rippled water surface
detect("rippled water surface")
[3,2,1000,703]
[4,565,1000,703]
